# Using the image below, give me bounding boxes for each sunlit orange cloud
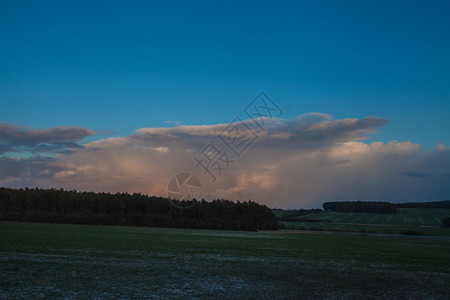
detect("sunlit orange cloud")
[1,115,449,208]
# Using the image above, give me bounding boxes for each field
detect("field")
[297,209,450,226]
[277,208,450,237]
[1,221,450,299]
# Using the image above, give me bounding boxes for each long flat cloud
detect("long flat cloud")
[0,115,448,208]
[0,123,96,154]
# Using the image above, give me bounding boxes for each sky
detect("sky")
[1,0,449,208]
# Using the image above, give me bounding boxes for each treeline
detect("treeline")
[0,187,278,231]
[396,200,450,209]
[323,201,397,214]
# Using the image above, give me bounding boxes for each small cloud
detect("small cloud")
[437,142,449,151]
[152,146,169,153]
[330,159,351,165]
[402,171,428,178]
[165,120,181,126]
[54,170,76,178]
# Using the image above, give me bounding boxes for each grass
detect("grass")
[278,208,450,237]
[299,208,450,226]
[281,221,450,236]
[1,221,450,299]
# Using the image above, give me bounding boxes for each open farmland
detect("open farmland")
[299,208,450,226]
[277,208,450,237]
[1,221,450,299]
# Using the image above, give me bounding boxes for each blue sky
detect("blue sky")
[1,1,450,206]
[1,0,449,147]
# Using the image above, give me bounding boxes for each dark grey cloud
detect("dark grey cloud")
[402,171,429,178]
[0,123,96,154]
[0,156,67,182]
[260,116,388,148]
[127,115,388,153]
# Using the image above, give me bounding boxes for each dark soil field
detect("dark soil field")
[1,221,450,299]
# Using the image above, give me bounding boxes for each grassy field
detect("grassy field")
[1,221,450,299]
[277,208,450,237]
[299,208,450,226]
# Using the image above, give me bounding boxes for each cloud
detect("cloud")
[165,120,181,126]
[0,123,96,155]
[0,155,67,186]
[54,170,76,178]
[0,115,449,208]
[402,171,428,178]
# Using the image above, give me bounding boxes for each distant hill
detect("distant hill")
[396,200,450,209]
[323,201,397,214]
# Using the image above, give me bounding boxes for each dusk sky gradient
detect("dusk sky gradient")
[1,1,449,208]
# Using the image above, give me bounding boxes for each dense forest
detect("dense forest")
[0,187,278,231]
[323,201,397,214]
